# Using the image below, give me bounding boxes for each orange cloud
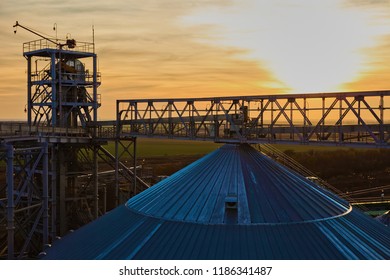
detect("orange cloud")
[0,0,287,120]
[342,35,390,91]
[3,0,390,121]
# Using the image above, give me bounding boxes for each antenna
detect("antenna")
[92,25,95,53]
[53,23,57,42]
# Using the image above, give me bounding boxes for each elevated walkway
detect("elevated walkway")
[0,122,91,143]
[115,90,390,148]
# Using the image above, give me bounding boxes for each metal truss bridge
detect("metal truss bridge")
[111,90,389,148]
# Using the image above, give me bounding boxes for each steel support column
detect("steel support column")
[6,144,14,259]
[58,147,67,235]
[133,139,137,196]
[93,54,98,124]
[115,100,120,207]
[93,145,99,219]
[27,57,32,128]
[50,145,57,239]
[50,52,57,127]
[380,94,384,144]
[42,142,49,246]
[114,140,119,207]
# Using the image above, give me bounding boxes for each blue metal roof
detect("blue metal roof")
[376,211,390,226]
[128,144,350,224]
[43,144,390,259]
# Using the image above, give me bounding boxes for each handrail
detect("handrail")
[257,144,370,212]
[23,38,95,53]
[0,122,90,138]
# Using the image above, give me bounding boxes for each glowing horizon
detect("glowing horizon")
[1,0,390,120]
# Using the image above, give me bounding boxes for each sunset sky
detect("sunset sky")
[1,0,390,120]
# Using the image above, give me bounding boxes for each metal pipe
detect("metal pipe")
[358,99,361,141]
[42,142,49,246]
[115,101,120,206]
[133,138,137,196]
[322,97,325,140]
[93,54,98,126]
[290,101,293,140]
[6,144,14,259]
[303,98,307,141]
[50,145,57,239]
[59,148,66,235]
[380,95,384,143]
[339,98,343,143]
[27,56,32,128]
[93,145,99,219]
[58,49,62,127]
[14,203,42,214]
[51,52,57,127]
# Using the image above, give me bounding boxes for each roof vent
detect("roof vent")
[225,194,238,224]
[225,195,238,209]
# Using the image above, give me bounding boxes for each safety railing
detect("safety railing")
[115,91,390,147]
[23,39,95,53]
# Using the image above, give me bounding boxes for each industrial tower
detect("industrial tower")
[0,23,147,259]
[15,21,100,128]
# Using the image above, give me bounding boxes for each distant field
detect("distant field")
[272,143,357,153]
[103,138,222,158]
[103,138,359,159]
[138,139,364,156]
[137,138,222,157]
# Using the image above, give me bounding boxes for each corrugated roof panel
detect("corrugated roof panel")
[44,208,390,259]
[127,144,350,225]
[43,144,390,260]
[376,211,390,226]
[241,146,349,223]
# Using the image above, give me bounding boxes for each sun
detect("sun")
[182,0,383,93]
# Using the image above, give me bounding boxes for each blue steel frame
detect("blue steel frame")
[0,142,49,259]
[1,30,147,259]
[24,39,100,128]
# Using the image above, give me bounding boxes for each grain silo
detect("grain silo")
[43,144,390,259]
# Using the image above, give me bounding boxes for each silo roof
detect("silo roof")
[43,144,390,260]
[376,211,390,226]
[127,144,350,224]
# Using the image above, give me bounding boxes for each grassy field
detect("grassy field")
[137,138,222,157]
[103,138,222,158]
[102,138,367,159]
[136,139,361,156]
[272,143,357,153]
[100,138,380,161]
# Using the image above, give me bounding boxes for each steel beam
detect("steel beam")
[114,91,389,148]
[6,144,14,259]
[42,143,49,246]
